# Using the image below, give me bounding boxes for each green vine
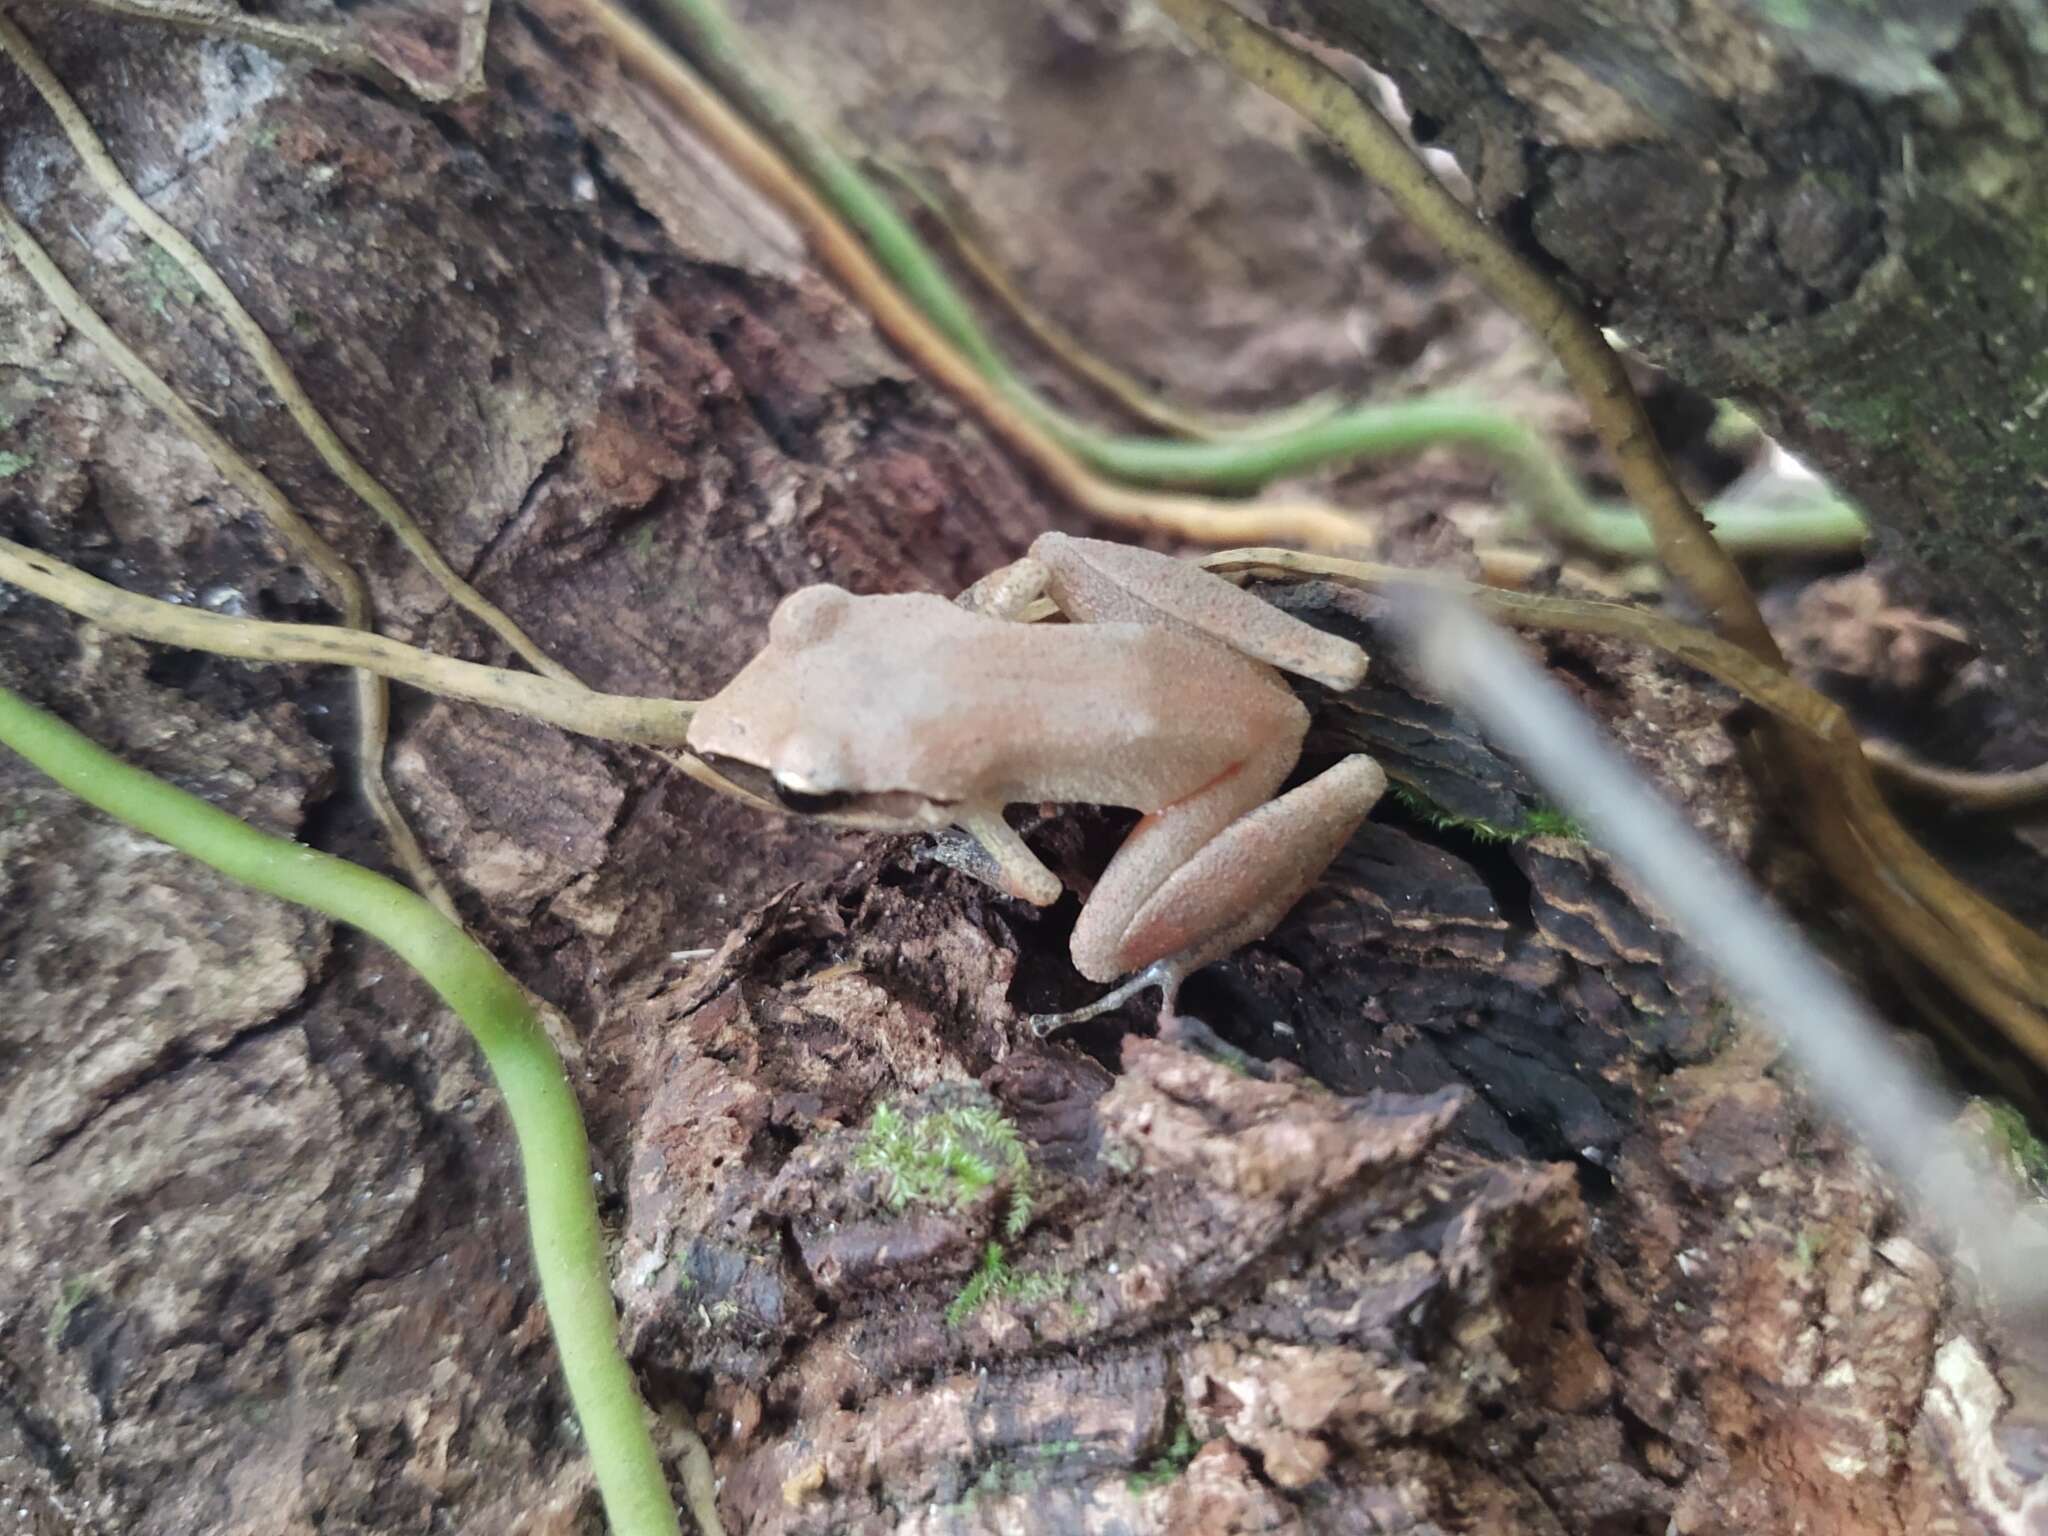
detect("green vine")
[642,0,1865,560]
[0,685,687,1536]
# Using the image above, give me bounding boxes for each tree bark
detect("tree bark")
[2,2,2044,1534]
[1280,0,2048,733]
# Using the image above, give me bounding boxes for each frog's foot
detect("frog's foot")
[1026,961,1175,1038]
[932,809,1064,906]
[1027,964,1277,1077]
[1152,1007,1277,1079]
[956,555,1051,620]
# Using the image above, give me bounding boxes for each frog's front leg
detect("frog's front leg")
[1036,745,1387,1049]
[928,806,1065,906]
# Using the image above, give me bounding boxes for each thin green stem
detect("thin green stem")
[0,685,684,1536]
[865,153,1349,444]
[642,0,1864,560]
[646,0,1363,469]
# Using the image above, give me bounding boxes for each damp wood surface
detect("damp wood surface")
[2,2,2045,1533]
[1283,0,2048,735]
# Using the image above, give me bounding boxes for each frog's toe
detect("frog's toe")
[1154,1009,1278,1079]
[1026,965,1275,1081]
[1026,961,1174,1038]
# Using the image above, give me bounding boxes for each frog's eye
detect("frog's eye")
[772,762,855,816]
[770,585,851,649]
[773,782,858,815]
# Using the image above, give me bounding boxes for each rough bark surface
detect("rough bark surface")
[1,2,2043,1534]
[1278,0,2048,739]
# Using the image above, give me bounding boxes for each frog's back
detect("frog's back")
[862,595,1307,810]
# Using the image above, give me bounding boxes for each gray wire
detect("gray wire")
[1388,587,2048,1318]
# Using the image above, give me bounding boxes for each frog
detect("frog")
[686,531,1386,1053]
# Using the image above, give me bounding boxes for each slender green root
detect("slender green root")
[865,153,1348,444]
[0,685,686,1536]
[1520,488,1866,560]
[643,0,1864,561]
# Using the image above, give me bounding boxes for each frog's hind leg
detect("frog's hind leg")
[1026,742,1291,1041]
[1114,754,1388,993]
[956,555,1052,621]
[1030,531,1367,691]
[1031,751,1387,1056]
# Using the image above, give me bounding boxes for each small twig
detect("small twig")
[0,535,772,814]
[0,538,699,748]
[0,200,457,915]
[0,684,686,1536]
[48,0,491,103]
[0,12,568,683]
[1864,742,2048,814]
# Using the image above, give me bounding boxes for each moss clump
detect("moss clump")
[1390,783,1585,844]
[856,1098,1033,1237]
[857,1098,1068,1326]
[1981,1098,2048,1192]
[944,1242,1069,1327]
[1126,1422,1199,1493]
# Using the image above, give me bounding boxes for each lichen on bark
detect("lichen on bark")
[1288,0,2048,729]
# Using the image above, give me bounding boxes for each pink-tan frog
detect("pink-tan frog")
[686,532,1385,1051]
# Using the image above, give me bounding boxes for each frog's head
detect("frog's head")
[686,585,955,830]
